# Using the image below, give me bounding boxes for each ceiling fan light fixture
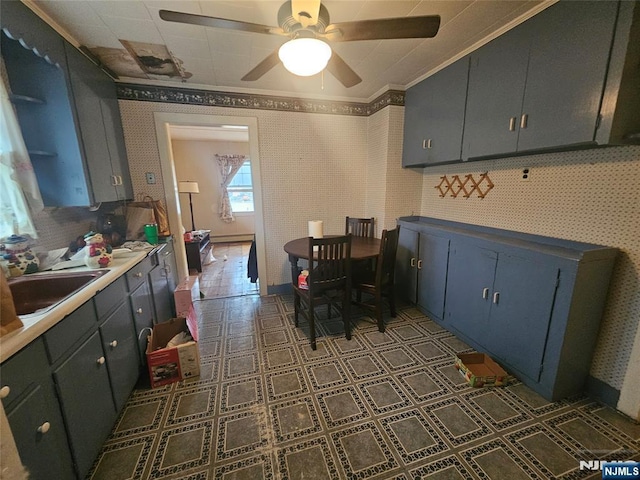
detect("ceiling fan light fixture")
[278,38,332,77]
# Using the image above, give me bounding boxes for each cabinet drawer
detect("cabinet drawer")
[125,256,153,292]
[94,275,127,319]
[44,299,97,364]
[0,338,49,411]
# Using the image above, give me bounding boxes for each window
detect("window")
[227,160,254,212]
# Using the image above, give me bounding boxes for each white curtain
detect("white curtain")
[215,154,246,223]
[0,80,43,238]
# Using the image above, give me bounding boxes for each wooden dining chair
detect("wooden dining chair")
[292,234,352,350]
[345,216,375,238]
[352,226,400,332]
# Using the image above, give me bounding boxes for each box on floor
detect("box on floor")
[146,316,200,388]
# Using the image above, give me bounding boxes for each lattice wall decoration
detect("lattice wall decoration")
[435,173,494,199]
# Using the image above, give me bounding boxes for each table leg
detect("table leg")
[288,254,300,285]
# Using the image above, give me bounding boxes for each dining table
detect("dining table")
[283,235,381,284]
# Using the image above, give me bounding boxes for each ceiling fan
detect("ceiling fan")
[159,0,440,88]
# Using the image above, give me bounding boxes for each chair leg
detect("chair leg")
[375,291,384,332]
[389,288,397,318]
[294,291,300,327]
[343,290,351,341]
[309,298,317,350]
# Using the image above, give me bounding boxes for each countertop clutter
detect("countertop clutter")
[0,248,151,363]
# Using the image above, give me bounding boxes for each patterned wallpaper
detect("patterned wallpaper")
[418,146,640,398]
[118,100,369,289]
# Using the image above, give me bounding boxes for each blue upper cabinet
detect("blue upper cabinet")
[402,56,470,167]
[1,0,132,205]
[65,42,133,202]
[403,0,640,167]
[463,0,622,160]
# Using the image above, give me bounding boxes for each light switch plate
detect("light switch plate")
[146,172,156,184]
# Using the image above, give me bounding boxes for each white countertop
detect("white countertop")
[0,249,150,364]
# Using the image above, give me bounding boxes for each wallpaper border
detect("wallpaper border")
[116,83,404,117]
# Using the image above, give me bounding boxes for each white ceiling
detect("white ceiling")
[29,0,551,102]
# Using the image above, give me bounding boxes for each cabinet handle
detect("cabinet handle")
[96,356,105,365]
[136,308,143,315]
[417,259,422,270]
[410,257,416,267]
[493,291,500,304]
[134,272,143,278]
[520,114,528,129]
[109,340,118,348]
[116,175,123,186]
[482,288,489,299]
[0,386,10,399]
[509,117,517,131]
[37,422,51,434]
[423,139,432,149]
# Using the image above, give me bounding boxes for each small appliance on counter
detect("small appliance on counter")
[97,213,127,247]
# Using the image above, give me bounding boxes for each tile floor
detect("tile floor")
[88,294,640,480]
[198,242,259,298]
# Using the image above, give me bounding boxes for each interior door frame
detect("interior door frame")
[154,112,267,296]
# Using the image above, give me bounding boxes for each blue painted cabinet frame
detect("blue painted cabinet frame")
[397,217,617,401]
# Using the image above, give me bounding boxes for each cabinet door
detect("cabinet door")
[396,228,419,303]
[403,57,469,167]
[130,280,155,362]
[416,232,450,320]
[64,42,118,203]
[149,263,173,324]
[100,301,140,412]
[445,242,497,343]
[485,255,559,382]
[517,1,618,151]
[7,383,75,480]
[100,93,133,200]
[462,25,530,160]
[53,331,116,479]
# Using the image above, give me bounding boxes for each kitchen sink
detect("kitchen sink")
[8,270,109,316]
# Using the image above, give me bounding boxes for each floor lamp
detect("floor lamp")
[178,181,199,231]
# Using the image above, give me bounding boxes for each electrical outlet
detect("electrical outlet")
[146,172,156,184]
[521,168,531,181]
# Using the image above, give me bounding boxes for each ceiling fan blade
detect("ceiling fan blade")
[241,50,281,81]
[326,15,441,42]
[326,52,362,88]
[159,10,285,36]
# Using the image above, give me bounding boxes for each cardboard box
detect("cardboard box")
[455,353,513,388]
[174,275,200,317]
[174,275,200,341]
[146,317,200,388]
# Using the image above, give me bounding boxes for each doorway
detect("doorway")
[153,113,267,297]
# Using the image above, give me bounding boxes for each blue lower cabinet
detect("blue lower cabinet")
[100,301,140,412]
[398,216,617,401]
[7,382,75,480]
[53,331,116,479]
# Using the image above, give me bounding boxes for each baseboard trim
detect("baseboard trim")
[586,375,620,408]
[267,283,291,296]
[211,234,254,243]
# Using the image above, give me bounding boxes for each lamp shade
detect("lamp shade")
[178,181,199,194]
[278,38,332,77]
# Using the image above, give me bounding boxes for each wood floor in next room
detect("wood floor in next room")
[198,241,259,299]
